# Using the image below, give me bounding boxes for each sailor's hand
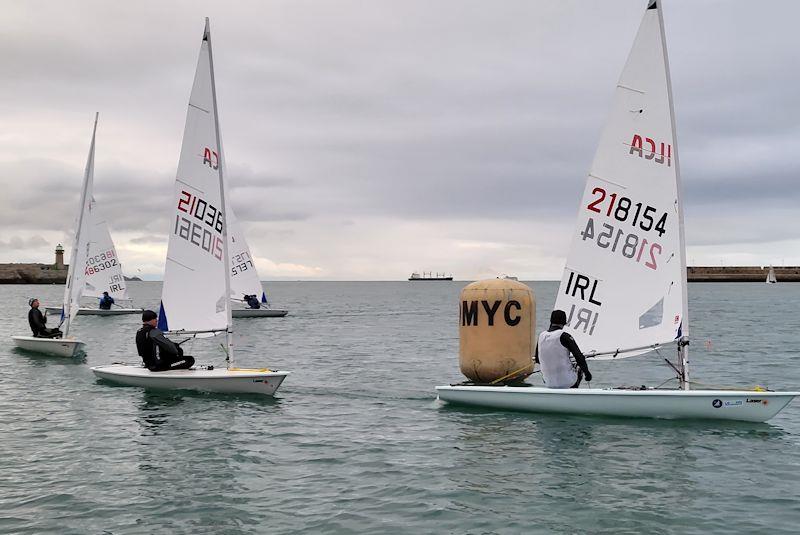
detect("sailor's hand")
[584,370,593,382]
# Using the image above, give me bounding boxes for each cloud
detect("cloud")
[0,235,49,250]
[1,0,799,278]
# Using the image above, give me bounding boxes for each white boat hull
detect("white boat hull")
[435,385,799,423]
[91,364,289,396]
[45,306,143,316]
[11,336,86,357]
[232,308,288,318]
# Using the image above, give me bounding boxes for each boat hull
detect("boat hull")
[231,308,288,318]
[435,385,799,423]
[45,306,143,316]
[91,364,289,396]
[11,336,86,357]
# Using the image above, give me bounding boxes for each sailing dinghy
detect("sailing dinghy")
[228,207,288,318]
[436,1,798,422]
[11,115,99,357]
[91,19,289,395]
[44,206,143,316]
[766,266,777,284]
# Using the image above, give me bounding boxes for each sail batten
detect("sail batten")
[554,2,686,361]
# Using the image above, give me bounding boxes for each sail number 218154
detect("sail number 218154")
[586,187,668,237]
[580,217,661,270]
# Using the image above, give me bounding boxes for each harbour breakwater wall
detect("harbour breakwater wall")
[687,266,800,282]
[0,263,68,284]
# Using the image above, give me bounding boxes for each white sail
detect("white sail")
[159,20,231,336]
[62,113,99,336]
[766,266,777,284]
[83,205,130,301]
[228,209,268,304]
[217,136,268,305]
[554,0,687,359]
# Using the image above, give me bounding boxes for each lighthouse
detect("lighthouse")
[55,244,65,270]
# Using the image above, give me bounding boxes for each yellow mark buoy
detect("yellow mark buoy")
[459,278,536,383]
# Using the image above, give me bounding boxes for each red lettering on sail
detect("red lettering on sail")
[203,147,219,169]
[628,133,671,166]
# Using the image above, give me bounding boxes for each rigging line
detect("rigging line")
[490,362,536,385]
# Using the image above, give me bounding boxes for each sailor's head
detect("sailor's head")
[141,309,158,327]
[550,309,567,328]
[28,298,39,308]
[102,291,109,297]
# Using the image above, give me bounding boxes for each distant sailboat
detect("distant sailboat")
[227,207,288,318]
[92,19,289,395]
[44,201,143,316]
[12,115,98,357]
[766,266,777,284]
[437,1,798,421]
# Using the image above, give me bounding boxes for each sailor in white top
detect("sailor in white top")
[535,310,592,388]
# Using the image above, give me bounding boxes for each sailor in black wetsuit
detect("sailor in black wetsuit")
[98,292,115,310]
[534,310,592,388]
[27,298,62,338]
[244,294,261,309]
[135,310,195,371]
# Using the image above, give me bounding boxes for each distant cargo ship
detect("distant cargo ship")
[409,271,453,281]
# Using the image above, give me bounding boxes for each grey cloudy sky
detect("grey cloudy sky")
[1,0,798,280]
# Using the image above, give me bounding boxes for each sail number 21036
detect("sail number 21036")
[586,187,668,237]
[581,217,661,270]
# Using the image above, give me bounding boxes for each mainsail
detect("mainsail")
[159,19,232,338]
[228,209,267,304]
[766,266,777,284]
[62,113,99,336]
[83,205,130,301]
[218,137,268,305]
[554,0,688,360]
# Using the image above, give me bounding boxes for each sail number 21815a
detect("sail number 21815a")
[581,218,661,270]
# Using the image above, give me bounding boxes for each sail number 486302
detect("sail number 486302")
[581,217,661,270]
[586,187,668,237]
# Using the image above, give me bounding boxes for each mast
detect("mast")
[63,112,98,337]
[204,18,235,368]
[655,0,690,389]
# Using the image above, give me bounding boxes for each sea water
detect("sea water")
[1,281,799,534]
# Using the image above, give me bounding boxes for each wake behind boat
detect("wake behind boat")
[436,0,798,422]
[91,19,289,396]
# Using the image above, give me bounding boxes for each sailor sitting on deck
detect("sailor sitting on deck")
[98,291,115,310]
[135,310,195,371]
[534,310,592,388]
[27,298,62,338]
[244,294,261,309]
